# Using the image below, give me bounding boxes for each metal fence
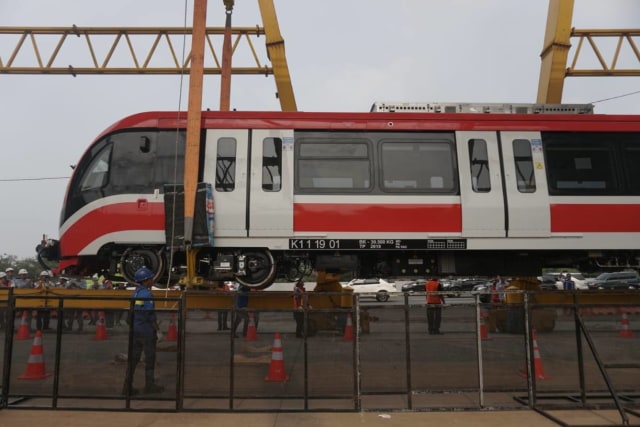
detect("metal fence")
[0,288,639,421]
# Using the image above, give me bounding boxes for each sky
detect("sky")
[1,0,639,259]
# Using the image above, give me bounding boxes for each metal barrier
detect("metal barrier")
[0,288,638,421]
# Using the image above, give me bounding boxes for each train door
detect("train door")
[248,130,294,236]
[456,131,506,237]
[500,131,550,237]
[202,129,249,237]
[202,129,294,238]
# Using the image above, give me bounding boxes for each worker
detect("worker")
[426,277,445,335]
[122,267,164,395]
[293,279,307,338]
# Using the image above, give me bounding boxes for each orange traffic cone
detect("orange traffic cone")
[619,313,634,338]
[479,310,491,341]
[342,313,354,342]
[245,312,258,342]
[165,313,178,342]
[16,310,32,340]
[265,332,288,382]
[18,330,51,380]
[519,330,547,380]
[93,311,108,340]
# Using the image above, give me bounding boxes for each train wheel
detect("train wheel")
[236,250,276,289]
[120,247,165,285]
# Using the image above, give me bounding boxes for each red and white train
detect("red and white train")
[38,102,640,288]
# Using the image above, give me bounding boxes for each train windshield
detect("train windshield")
[62,130,185,223]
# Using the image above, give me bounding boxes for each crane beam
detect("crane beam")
[0,26,271,76]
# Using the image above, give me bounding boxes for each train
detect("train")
[37,102,640,288]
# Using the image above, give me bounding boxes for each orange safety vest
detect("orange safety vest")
[425,280,443,304]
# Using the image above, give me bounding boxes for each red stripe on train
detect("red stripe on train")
[294,203,462,232]
[551,204,640,232]
[60,202,165,255]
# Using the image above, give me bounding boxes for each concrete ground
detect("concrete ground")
[1,409,639,427]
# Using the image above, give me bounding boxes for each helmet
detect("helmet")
[5,267,14,273]
[92,274,99,280]
[0,272,6,279]
[18,268,28,275]
[134,267,155,283]
[40,270,50,277]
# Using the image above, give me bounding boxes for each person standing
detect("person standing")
[33,271,53,331]
[232,285,251,338]
[216,282,231,331]
[563,273,576,291]
[426,277,445,335]
[293,280,307,338]
[122,267,164,395]
[4,267,15,287]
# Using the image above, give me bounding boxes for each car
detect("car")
[343,278,398,302]
[585,271,640,290]
[470,282,492,303]
[538,272,588,290]
[401,279,426,293]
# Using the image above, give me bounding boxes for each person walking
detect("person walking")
[426,277,445,335]
[122,267,164,395]
[293,280,307,338]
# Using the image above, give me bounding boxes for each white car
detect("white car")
[343,278,398,302]
[538,272,588,290]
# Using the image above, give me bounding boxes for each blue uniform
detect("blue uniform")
[132,284,157,337]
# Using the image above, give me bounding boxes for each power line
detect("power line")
[0,177,69,182]
[591,89,640,105]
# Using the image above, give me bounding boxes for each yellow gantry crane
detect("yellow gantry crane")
[537,0,640,103]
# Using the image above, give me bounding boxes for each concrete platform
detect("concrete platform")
[1,409,638,426]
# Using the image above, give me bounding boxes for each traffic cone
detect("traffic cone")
[342,313,354,342]
[245,312,258,342]
[519,330,547,380]
[165,313,178,342]
[479,310,491,341]
[265,332,288,382]
[16,310,32,340]
[619,313,634,338]
[93,311,108,340]
[18,330,51,380]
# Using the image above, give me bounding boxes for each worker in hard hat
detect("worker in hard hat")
[122,267,164,395]
[34,271,53,331]
[13,268,32,288]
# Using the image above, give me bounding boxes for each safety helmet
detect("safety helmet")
[5,267,14,272]
[0,272,6,278]
[40,270,50,277]
[134,267,155,283]
[92,273,99,280]
[18,268,28,275]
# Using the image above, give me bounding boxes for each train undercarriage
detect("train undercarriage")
[37,239,640,288]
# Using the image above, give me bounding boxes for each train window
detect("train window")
[79,145,111,191]
[622,145,640,193]
[109,132,156,193]
[262,138,282,192]
[543,132,619,195]
[513,139,536,193]
[215,138,236,192]
[468,139,490,192]
[380,141,456,192]
[154,131,185,186]
[297,142,371,191]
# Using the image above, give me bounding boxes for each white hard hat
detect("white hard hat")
[0,272,6,278]
[18,268,28,275]
[40,270,50,277]
[92,274,99,280]
[5,267,14,272]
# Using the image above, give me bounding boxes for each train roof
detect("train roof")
[96,109,640,141]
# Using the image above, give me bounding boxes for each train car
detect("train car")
[37,102,640,288]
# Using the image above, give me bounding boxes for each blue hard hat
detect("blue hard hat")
[134,267,155,283]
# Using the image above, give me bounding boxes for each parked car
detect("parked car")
[343,278,398,302]
[585,271,640,290]
[401,279,426,293]
[470,282,492,303]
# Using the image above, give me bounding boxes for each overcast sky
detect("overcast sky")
[1,0,639,260]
